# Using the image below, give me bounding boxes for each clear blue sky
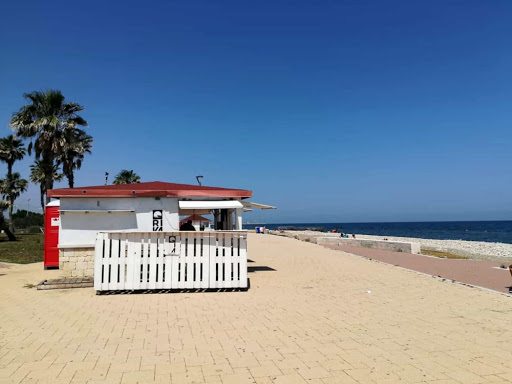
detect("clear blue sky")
[1,0,511,223]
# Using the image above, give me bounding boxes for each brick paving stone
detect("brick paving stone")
[1,234,512,384]
[201,363,234,377]
[121,369,155,383]
[445,370,488,383]
[272,373,308,383]
[220,372,256,384]
[171,368,205,383]
[296,366,330,380]
[249,361,282,378]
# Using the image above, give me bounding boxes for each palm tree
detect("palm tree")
[0,136,27,236]
[10,90,88,205]
[0,200,15,241]
[30,160,63,213]
[57,128,93,188]
[113,170,141,185]
[0,135,26,183]
[0,173,28,234]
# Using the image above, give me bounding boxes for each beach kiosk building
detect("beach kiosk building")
[46,181,273,291]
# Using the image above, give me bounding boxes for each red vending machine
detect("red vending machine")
[44,200,60,269]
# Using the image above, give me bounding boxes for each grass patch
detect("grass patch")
[422,249,469,260]
[0,233,44,264]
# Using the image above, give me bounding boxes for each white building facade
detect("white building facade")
[47,181,263,278]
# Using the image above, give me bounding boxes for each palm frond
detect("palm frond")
[113,170,141,185]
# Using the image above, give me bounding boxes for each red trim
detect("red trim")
[47,181,252,198]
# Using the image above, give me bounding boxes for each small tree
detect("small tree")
[12,210,44,230]
[0,201,16,241]
[0,173,28,234]
[30,160,63,213]
[113,170,141,185]
[0,135,26,182]
[0,136,27,234]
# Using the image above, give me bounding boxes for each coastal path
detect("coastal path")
[323,243,512,294]
[1,233,512,383]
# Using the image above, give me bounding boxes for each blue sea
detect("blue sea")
[243,221,512,244]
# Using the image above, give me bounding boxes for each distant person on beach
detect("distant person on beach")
[352,234,356,238]
[180,220,195,231]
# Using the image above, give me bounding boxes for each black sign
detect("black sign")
[169,235,177,254]
[153,210,163,231]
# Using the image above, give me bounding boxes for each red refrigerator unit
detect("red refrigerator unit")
[44,200,60,269]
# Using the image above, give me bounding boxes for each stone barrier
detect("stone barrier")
[317,237,421,254]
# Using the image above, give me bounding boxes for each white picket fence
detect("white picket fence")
[93,231,248,292]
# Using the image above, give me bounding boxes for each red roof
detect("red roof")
[48,181,252,198]
[180,215,211,224]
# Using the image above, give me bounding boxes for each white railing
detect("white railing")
[94,231,248,292]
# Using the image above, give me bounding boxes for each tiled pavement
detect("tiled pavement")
[1,233,512,383]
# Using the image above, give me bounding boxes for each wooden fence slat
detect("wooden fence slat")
[239,234,248,288]
[164,234,173,289]
[223,234,233,288]
[108,233,120,290]
[208,234,216,289]
[220,233,228,288]
[155,234,165,289]
[231,234,240,288]
[117,234,126,290]
[199,235,210,289]
[139,233,149,290]
[131,233,142,290]
[122,234,128,288]
[147,234,158,289]
[170,234,180,289]
[214,233,221,289]
[193,235,201,289]
[215,233,223,289]
[101,236,111,291]
[93,233,105,291]
[221,233,227,288]
[176,235,185,289]
[125,233,135,289]
[184,233,194,289]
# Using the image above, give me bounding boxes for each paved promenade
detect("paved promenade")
[323,244,512,294]
[1,233,512,383]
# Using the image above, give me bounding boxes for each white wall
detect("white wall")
[59,197,180,246]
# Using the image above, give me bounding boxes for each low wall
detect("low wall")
[317,237,421,254]
[269,231,321,243]
[59,247,95,277]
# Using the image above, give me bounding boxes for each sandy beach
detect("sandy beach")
[275,230,512,262]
